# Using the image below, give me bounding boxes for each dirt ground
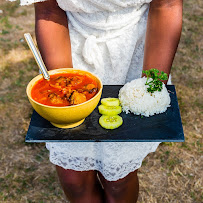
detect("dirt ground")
[0,0,202,202]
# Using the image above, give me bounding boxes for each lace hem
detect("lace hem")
[46,142,160,181]
[49,153,143,181]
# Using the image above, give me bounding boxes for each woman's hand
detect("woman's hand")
[34,0,73,70]
[143,0,183,83]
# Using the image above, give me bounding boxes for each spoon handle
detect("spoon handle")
[24,33,50,80]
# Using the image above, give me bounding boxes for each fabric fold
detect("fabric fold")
[82,35,104,77]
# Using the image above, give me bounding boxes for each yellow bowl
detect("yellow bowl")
[26,68,103,128]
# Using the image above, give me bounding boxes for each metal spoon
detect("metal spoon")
[24,33,50,81]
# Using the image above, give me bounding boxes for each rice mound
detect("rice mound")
[118,77,171,117]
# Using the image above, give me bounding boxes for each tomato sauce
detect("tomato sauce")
[31,73,98,107]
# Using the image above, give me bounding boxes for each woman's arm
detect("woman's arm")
[143,0,183,82]
[34,0,72,70]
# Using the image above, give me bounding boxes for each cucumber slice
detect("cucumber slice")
[101,98,120,106]
[99,115,123,129]
[98,104,122,115]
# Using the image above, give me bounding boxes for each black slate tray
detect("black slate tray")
[25,85,184,142]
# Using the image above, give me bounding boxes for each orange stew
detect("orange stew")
[31,73,98,107]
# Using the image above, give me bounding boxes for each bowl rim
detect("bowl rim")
[26,68,103,109]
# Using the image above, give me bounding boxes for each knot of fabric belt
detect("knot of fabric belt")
[82,35,104,77]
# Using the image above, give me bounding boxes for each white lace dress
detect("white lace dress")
[14,0,161,181]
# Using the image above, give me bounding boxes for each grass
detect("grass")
[0,0,202,202]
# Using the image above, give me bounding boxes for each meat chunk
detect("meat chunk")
[70,91,86,105]
[85,84,96,90]
[48,93,63,104]
[64,88,74,99]
[70,76,83,86]
[83,84,97,93]
[54,76,70,87]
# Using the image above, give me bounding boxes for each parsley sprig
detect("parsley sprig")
[142,69,168,93]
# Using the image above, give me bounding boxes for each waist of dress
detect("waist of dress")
[66,4,149,42]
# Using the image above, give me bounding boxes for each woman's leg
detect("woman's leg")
[98,170,139,203]
[56,166,104,203]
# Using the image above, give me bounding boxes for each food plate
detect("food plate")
[25,85,184,142]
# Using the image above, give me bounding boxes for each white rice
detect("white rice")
[118,77,171,117]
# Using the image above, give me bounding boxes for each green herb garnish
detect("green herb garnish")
[142,69,168,93]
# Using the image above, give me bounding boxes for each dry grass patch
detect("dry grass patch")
[0,48,32,71]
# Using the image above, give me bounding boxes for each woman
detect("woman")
[15,0,182,202]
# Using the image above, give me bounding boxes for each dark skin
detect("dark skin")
[56,167,104,203]
[56,167,139,203]
[143,0,183,83]
[34,0,182,202]
[35,0,72,69]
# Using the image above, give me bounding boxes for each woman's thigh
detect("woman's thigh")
[56,166,103,202]
[98,170,139,203]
